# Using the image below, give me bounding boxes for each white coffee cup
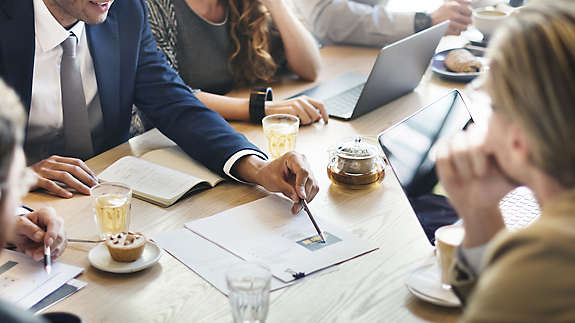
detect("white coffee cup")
[473,8,510,38]
[435,225,465,289]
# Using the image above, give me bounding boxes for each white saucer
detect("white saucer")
[405,263,461,308]
[88,241,162,274]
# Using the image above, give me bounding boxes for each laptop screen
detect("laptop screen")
[378,90,473,197]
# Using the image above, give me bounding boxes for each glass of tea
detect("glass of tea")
[262,114,299,159]
[90,182,132,239]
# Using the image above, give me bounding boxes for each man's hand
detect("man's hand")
[29,155,98,198]
[266,96,328,125]
[431,0,473,35]
[435,127,516,247]
[11,208,67,261]
[233,152,320,213]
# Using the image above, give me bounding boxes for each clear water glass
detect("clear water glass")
[226,263,271,323]
[262,114,299,159]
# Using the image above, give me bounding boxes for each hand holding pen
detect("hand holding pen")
[10,207,67,268]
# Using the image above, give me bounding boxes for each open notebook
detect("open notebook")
[98,147,224,207]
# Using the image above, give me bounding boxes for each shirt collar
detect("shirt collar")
[33,0,86,53]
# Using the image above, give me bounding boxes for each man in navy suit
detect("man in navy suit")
[0,0,318,212]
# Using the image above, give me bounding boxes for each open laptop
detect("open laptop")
[377,90,540,232]
[294,21,449,120]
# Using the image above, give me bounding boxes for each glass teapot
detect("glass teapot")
[327,136,386,189]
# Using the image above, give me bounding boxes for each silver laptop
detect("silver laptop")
[294,21,449,120]
[377,90,540,231]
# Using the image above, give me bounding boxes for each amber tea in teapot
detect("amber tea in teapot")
[327,137,386,189]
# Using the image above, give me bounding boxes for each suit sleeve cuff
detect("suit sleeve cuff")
[223,149,268,183]
[460,244,488,275]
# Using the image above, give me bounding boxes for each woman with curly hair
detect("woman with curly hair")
[142,0,327,127]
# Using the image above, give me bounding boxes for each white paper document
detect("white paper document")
[152,228,292,296]
[31,279,87,314]
[0,249,84,309]
[185,195,379,282]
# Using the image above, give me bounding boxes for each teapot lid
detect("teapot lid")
[336,137,378,160]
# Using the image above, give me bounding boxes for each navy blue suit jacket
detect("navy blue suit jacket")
[0,0,262,177]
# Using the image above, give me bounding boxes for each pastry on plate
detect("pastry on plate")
[445,49,483,73]
[105,232,146,262]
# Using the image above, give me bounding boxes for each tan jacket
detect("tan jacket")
[451,189,575,322]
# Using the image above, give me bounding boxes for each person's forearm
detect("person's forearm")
[292,0,414,47]
[461,206,506,248]
[195,91,250,121]
[264,0,321,81]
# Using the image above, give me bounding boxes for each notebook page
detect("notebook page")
[141,147,223,187]
[98,156,201,204]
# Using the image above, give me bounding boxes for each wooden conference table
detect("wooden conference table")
[24,37,475,322]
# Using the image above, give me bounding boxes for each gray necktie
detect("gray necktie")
[61,34,94,160]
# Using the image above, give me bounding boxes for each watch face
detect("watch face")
[415,12,432,33]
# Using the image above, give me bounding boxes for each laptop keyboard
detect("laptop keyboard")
[325,84,364,118]
[499,187,541,231]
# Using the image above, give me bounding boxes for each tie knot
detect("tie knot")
[61,34,78,57]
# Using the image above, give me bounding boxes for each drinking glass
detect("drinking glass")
[90,182,132,239]
[226,262,271,323]
[262,114,299,159]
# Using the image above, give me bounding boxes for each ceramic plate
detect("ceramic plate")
[88,241,162,274]
[405,263,461,308]
[431,48,487,83]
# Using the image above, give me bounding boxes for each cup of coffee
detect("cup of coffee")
[473,8,510,38]
[435,225,465,290]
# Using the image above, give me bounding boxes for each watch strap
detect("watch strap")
[249,87,273,124]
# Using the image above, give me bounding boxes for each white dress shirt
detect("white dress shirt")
[288,0,415,47]
[30,0,265,180]
[460,244,487,274]
[30,0,97,134]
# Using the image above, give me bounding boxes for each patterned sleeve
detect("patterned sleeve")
[145,0,180,72]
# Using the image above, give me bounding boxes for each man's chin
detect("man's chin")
[84,15,109,25]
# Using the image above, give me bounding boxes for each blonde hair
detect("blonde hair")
[0,78,25,184]
[228,0,278,86]
[485,0,575,187]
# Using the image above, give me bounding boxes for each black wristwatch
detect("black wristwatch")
[249,87,273,124]
[414,12,433,33]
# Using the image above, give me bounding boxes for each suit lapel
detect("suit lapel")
[0,0,35,114]
[86,11,120,132]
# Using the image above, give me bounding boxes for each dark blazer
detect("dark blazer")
[0,0,262,177]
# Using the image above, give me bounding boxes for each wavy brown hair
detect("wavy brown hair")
[227,0,278,86]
